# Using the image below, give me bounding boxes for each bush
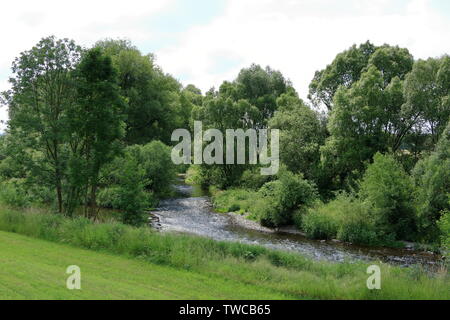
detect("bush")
[212,188,257,213]
[100,155,154,226]
[301,194,381,246]
[360,153,417,241]
[0,179,30,208]
[302,208,339,240]
[239,168,272,190]
[126,141,176,197]
[257,169,318,227]
[413,122,450,242]
[437,209,450,261]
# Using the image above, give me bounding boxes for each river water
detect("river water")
[151,181,441,268]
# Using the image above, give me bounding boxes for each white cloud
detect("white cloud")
[1,0,449,132]
[157,0,450,99]
[0,0,174,131]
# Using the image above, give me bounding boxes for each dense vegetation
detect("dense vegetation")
[0,36,449,256]
[0,208,448,300]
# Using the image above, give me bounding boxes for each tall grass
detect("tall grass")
[0,207,448,300]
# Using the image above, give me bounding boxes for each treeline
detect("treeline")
[0,37,190,224]
[196,42,449,248]
[0,37,449,250]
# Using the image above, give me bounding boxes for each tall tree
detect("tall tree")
[4,36,81,213]
[67,48,125,217]
[95,39,185,145]
[308,41,377,110]
[403,56,450,146]
[320,44,414,188]
[269,90,326,187]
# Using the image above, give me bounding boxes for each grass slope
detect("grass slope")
[0,208,448,300]
[0,231,290,300]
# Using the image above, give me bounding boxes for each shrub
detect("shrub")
[126,141,176,197]
[212,189,257,213]
[437,209,450,261]
[0,179,30,208]
[360,153,417,241]
[240,168,272,190]
[413,122,450,242]
[257,169,318,227]
[301,194,381,246]
[100,155,154,226]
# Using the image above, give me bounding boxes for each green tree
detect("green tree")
[403,56,450,146]
[4,36,82,213]
[321,45,415,187]
[95,39,185,145]
[234,64,291,123]
[308,41,377,110]
[413,120,450,240]
[66,48,125,217]
[360,153,417,241]
[269,90,326,186]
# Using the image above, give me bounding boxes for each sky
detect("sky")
[1,0,449,131]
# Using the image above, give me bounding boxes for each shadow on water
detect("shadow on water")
[152,180,442,269]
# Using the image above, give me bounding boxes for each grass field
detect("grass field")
[0,208,449,300]
[0,231,291,300]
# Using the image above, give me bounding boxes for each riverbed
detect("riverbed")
[151,181,442,269]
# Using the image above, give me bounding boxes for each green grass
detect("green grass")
[0,207,449,300]
[0,231,291,300]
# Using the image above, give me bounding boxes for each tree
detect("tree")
[191,90,260,187]
[321,46,415,187]
[360,153,417,241]
[269,90,326,186]
[308,41,377,110]
[235,64,291,124]
[403,56,450,146]
[413,120,450,241]
[66,48,125,217]
[4,36,81,213]
[95,39,185,145]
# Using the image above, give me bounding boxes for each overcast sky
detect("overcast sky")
[1,0,450,131]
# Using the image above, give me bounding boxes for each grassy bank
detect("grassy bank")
[0,207,449,300]
[0,231,289,299]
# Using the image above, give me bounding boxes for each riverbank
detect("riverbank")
[210,187,444,255]
[0,207,449,300]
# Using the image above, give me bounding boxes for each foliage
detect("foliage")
[302,194,380,246]
[4,36,82,213]
[359,153,417,241]
[125,141,176,196]
[95,39,189,145]
[413,121,450,241]
[99,154,152,226]
[308,41,378,110]
[269,90,327,192]
[437,209,450,261]
[403,56,450,146]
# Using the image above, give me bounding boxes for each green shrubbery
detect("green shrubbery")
[213,168,318,227]
[97,141,175,225]
[301,194,379,245]
[413,122,450,242]
[301,154,419,246]
[212,188,257,214]
[438,209,450,262]
[359,153,418,241]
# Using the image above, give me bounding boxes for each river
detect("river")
[151,180,441,269]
